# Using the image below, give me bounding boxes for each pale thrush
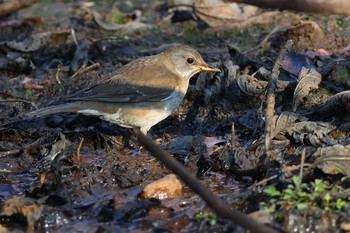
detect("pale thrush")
[26,45,220,134]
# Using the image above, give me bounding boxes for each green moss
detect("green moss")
[335,17,350,29]
[330,67,350,82]
[318,88,335,97]
[106,7,128,25]
[182,21,206,45]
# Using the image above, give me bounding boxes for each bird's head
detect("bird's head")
[162,45,220,79]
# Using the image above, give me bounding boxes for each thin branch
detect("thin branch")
[0,0,37,16]
[75,137,84,169]
[247,26,280,53]
[133,128,279,233]
[264,40,292,157]
[224,0,350,15]
[298,148,306,188]
[70,63,100,79]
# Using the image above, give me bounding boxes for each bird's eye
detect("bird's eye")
[187,58,194,64]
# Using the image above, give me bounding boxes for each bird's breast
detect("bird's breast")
[162,89,186,112]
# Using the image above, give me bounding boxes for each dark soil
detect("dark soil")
[1,1,350,233]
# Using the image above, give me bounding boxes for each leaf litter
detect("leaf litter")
[0,1,350,232]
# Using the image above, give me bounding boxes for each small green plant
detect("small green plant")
[106,7,128,25]
[330,67,350,82]
[181,21,206,45]
[261,176,347,211]
[195,212,217,226]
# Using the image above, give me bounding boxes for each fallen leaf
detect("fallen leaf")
[193,0,258,27]
[0,197,43,233]
[312,90,350,117]
[293,67,322,111]
[237,74,267,96]
[313,145,350,175]
[203,137,226,155]
[4,30,70,52]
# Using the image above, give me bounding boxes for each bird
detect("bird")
[24,45,221,134]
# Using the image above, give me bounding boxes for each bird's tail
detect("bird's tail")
[25,102,85,118]
[0,102,85,130]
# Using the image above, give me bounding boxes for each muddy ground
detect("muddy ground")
[1,1,350,233]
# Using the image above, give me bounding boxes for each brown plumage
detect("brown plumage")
[25,45,220,134]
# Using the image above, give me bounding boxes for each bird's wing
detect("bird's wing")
[67,55,179,103]
[68,80,174,103]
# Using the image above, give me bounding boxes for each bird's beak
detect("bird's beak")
[195,64,221,73]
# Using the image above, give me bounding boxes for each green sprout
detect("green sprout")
[195,212,217,226]
[261,176,347,211]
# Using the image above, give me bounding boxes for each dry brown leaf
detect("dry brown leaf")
[285,121,335,147]
[314,90,350,117]
[237,74,290,96]
[91,9,153,34]
[248,112,306,150]
[0,197,43,233]
[292,67,322,111]
[4,30,70,52]
[249,113,335,150]
[193,0,258,27]
[313,145,350,175]
[203,137,226,155]
[237,74,267,96]
[273,111,307,137]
